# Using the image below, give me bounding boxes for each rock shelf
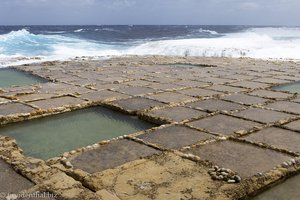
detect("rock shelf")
[0,56,299,200]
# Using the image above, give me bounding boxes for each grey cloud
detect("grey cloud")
[0,0,299,25]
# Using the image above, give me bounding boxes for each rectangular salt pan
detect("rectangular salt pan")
[0,68,47,88]
[0,107,154,160]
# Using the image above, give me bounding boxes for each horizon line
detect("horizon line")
[0,24,299,27]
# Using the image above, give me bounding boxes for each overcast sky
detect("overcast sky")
[0,0,299,25]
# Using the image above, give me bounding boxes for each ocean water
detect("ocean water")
[0,25,300,66]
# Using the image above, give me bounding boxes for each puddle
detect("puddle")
[0,107,153,160]
[252,174,300,200]
[0,68,47,88]
[272,81,300,94]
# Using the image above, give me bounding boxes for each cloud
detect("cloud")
[0,0,135,6]
[24,0,47,3]
[239,2,259,9]
[0,0,299,25]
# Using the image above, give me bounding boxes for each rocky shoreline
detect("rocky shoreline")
[0,56,299,200]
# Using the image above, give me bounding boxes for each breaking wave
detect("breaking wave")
[1,27,300,66]
[199,28,219,35]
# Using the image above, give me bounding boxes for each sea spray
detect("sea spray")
[0,26,300,66]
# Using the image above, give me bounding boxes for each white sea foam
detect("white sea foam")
[199,28,219,35]
[247,27,300,39]
[100,28,119,32]
[41,31,67,34]
[128,27,300,59]
[1,27,300,67]
[74,29,84,33]
[128,29,300,59]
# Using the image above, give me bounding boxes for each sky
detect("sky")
[0,0,299,25]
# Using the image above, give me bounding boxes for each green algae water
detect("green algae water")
[0,107,153,160]
[0,68,47,88]
[273,81,300,94]
[252,174,300,200]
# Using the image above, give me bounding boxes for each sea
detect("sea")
[0,25,300,67]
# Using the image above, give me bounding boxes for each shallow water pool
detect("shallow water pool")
[0,107,153,160]
[252,174,300,200]
[0,68,47,88]
[272,81,300,94]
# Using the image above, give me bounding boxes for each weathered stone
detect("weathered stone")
[146,83,185,91]
[56,86,92,95]
[143,76,178,84]
[249,90,293,99]
[71,140,160,173]
[221,74,253,81]
[77,72,107,80]
[96,190,121,200]
[17,93,57,102]
[0,159,34,194]
[38,172,97,199]
[147,92,198,104]
[0,97,10,105]
[185,140,292,177]
[111,97,166,113]
[98,76,131,84]
[264,101,300,114]
[30,96,86,110]
[5,86,36,93]
[138,125,214,149]
[0,87,35,98]
[221,94,268,105]
[243,127,300,153]
[201,77,233,84]
[91,82,127,91]
[0,102,36,116]
[207,85,246,93]
[35,83,63,93]
[177,88,223,98]
[252,78,291,84]
[275,75,300,81]
[174,80,209,87]
[229,81,270,90]
[125,80,152,87]
[187,114,261,135]
[234,108,294,124]
[1,57,300,200]
[187,99,245,112]
[144,106,207,122]
[67,78,97,86]
[55,75,83,83]
[284,119,300,131]
[291,97,300,103]
[114,86,157,96]
[87,153,226,200]
[80,90,130,102]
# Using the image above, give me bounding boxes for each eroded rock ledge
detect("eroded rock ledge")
[0,56,299,200]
